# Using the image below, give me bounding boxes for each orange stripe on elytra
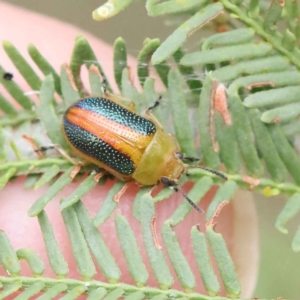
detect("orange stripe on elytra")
[66,107,153,167]
[68,107,153,148]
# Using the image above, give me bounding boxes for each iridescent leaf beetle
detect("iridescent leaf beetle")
[61,81,227,212]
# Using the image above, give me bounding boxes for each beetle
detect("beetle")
[61,83,226,212]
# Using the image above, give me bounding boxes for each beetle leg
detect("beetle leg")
[161,176,204,213]
[101,77,108,95]
[176,152,200,162]
[101,72,134,111]
[36,144,86,179]
[35,145,56,153]
[143,96,163,128]
[23,134,50,159]
[148,95,162,111]
[161,176,176,188]
[36,144,80,165]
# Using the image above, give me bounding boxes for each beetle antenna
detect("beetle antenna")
[176,153,227,181]
[176,185,204,213]
[191,166,228,181]
[161,176,204,213]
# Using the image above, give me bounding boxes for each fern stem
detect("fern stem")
[0,159,71,175]
[0,276,230,300]
[188,168,300,196]
[220,0,300,69]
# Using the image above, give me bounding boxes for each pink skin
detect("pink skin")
[0,2,259,298]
